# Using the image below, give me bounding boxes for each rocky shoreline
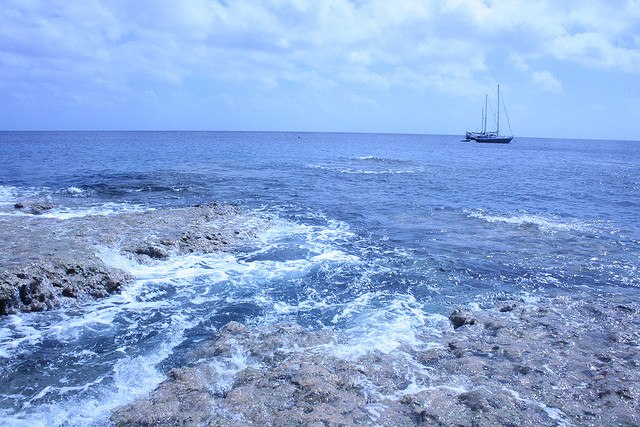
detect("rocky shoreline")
[111,296,640,426]
[0,203,264,315]
[3,202,639,425]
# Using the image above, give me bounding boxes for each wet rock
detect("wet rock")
[0,204,265,314]
[483,320,503,336]
[443,355,487,376]
[0,260,133,315]
[499,303,517,312]
[111,296,640,426]
[133,244,169,260]
[111,322,412,426]
[449,307,476,329]
[616,304,635,313]
[14,201,55,215]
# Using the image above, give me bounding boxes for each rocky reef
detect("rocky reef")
[111,296,640,426]
[0,204,264,315]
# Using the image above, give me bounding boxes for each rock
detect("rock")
[616,304,635,313]
[499,303,516,312]
[133,244,170,260]
[0,260,133,315]
[449,307,476,329]
[111,296,640,426]
[111,322,410,426]
[14,201,55,215]
[0,204,265,314]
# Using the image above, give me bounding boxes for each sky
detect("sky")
[1,0,639,140]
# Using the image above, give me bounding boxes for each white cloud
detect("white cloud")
[0,0,639,135]
[1,0,634,94]
[532,70,563,92]
[550,31,640,72]
[0,0,488,97]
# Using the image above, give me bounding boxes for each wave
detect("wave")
[61,186,87,197]
[307,164,419,175]
[4,201,634,425]
[0,185,16,204]
[466,209,609,234]
[0,183,153,219]
[43,203,150,219]
[354,156,408,165]
[0,304,191,426]
[0,202,149,219]
[0,185,89,208]
[0,185,46,206]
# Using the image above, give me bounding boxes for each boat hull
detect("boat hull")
[465,132,513,144]
[473,136,512,144]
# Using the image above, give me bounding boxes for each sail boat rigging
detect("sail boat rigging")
[465,85,513,144]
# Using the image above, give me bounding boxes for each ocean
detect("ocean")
[0,131,639,425]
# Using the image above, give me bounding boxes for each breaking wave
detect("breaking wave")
[307,164,419,175]
[466,209,611,234]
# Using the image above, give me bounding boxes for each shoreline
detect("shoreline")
[2,199,639,425]
[0,203,265,315]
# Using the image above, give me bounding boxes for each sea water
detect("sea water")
[0,131,638,425]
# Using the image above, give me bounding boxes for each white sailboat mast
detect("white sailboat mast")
[497,84,500,135]
[483,95,488,134]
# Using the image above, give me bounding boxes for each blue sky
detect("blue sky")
[1,0,639,140]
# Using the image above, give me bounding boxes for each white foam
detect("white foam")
[330,293,439,360]
[0,306,203,425]
[503,387,570,425]
[307,164,419,175]
[62,187,85,196]
[467,209,607,234]
[41,203,149,219]
[0,185,49,204]
[0,202,149,219]
[272,298,334,315]
[48,306,120,343]
[202,348,251,395]
[90,211,365,324]
[355,156,406,164]
[94,216,363,324]
[0,185,17,204]
[0,315,47,358]
[2,356,165,426]
[259,214,355,243]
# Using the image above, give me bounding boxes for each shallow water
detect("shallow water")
[0,132,639,425]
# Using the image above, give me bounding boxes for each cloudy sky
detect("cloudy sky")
[1,0,639,140]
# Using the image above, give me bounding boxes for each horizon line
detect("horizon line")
[0,130,637,143]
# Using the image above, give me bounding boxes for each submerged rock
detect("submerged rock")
[0,204,264,314]
[14,201,55,215]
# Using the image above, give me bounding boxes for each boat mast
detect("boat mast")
[483,94,488,134]
[496,84,500,136]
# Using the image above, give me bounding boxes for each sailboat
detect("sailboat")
[465,85,513,144]
[464,94,489,141]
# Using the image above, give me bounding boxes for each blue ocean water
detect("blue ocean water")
[0,131,639,424]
